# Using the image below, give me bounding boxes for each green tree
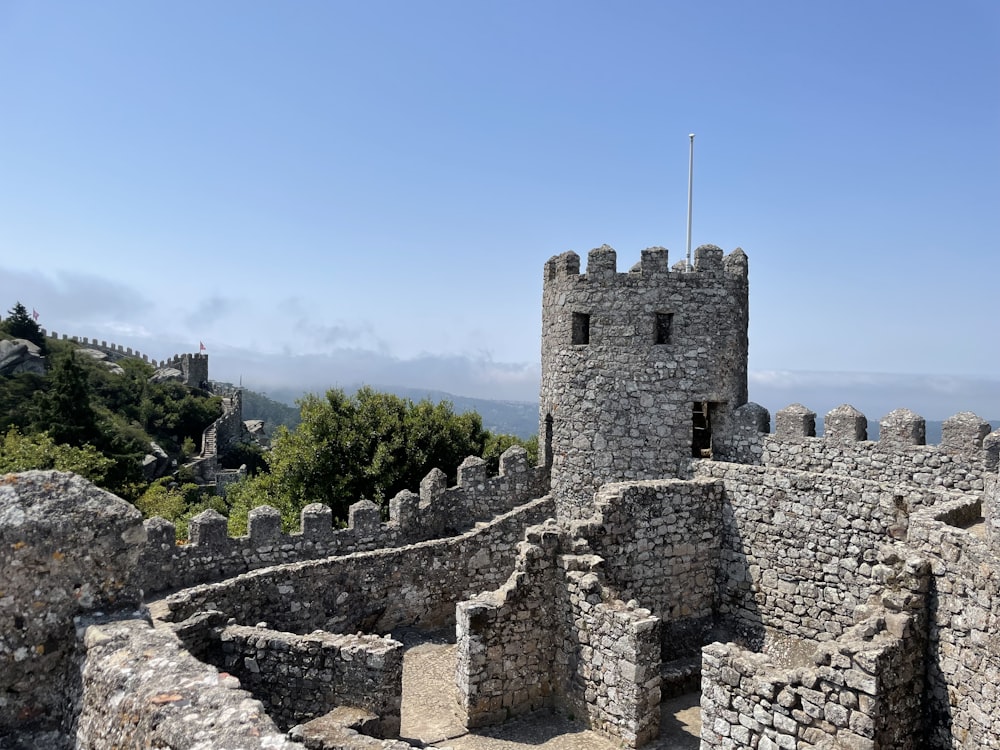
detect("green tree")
[39,350,99,446]
[140,380,221,452]
[135,478,227,540]
[1,301,45,349]
[225,387,489,531]
[482,432,539,475]
[0,427,113,483]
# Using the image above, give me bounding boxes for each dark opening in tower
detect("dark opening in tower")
[571,312,590,345]
[692,401,719,458]
[654,312,673,345]
[544,414,554,468]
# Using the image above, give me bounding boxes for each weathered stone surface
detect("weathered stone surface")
[138,451,550,595]
[76,617,304,749]
[540,244,748,519]
[0,471,145,733]
[0,338,45,376]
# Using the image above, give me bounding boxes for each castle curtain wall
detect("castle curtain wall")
[158,496,555,633]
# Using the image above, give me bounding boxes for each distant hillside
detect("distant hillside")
[375,386,538,439]
[258,384,539,439]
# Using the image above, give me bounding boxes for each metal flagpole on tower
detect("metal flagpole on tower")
[686,133,695,271]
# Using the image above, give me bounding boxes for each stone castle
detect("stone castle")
[1,244,998,749]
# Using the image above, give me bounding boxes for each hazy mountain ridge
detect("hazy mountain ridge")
[255,384,538,439]
[238,382,1000,446]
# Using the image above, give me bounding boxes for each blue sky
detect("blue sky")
[1,2,998,421]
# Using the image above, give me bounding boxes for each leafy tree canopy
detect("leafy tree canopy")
[226,387,490,531]
[0,427,113,484]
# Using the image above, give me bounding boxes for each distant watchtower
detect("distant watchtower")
[539,244,749,518]
[176,353,209,389]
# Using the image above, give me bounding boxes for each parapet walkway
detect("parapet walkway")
[396,629,700,750]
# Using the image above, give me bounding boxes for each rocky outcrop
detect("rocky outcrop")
[0,338,45,376]
[149,366,184,384]
[76,348,124,376]
[141,441,173,480]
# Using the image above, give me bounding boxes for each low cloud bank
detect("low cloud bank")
[749,370,1000,423]
[212,347,541,403]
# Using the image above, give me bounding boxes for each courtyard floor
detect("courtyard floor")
[396,630,701,750]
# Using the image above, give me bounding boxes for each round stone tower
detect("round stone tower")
[539,243,749,518]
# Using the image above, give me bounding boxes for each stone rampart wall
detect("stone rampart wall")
[42,330,161,366]
[986,473,1000,548]
[559,557,661,748]
[584,478,722,659]
[212,389,245,454]
[218,625,403,737]
[75,617,303,750]
[139,446,549,594]
[700,550,929,750]
[722,402,997,493]
[457,522,563,728]
[692,461,942,642]
[908,494,1000,748]
[157,495,555,633]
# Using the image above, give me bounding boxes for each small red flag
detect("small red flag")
[199,341,206,352]
[32,309,39,321]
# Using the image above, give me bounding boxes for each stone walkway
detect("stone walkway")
[395,630,700,750]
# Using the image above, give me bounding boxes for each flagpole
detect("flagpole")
[686,133,695,271]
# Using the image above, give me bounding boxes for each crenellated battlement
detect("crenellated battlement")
[139,445,550,593]
[543,244,748,284]
[42,329,163,366]
[718,401,999,494]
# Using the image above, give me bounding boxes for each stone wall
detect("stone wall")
[75,617,304,750]
[161,352,209,388]
[908,493,1000,748]
[218,624,403,737]
[157,495,555,633]
[42,330,161,366]
[539,244,748,519]
[986,473,1000,548]
[699,550,930,750]
[456,520,662,748]
[584,478,723,659]
[456,521,563,727]
[692,461,939,643]
[559,558,661,748]
[723,402,997,493]
[213,389,246,454]
[139,446,549,594]
[0,471,146,735]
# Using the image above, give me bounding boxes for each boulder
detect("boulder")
[149,366,183,384]
[77,348,125,376]
[0,338,45,376]
[141,441,171,480]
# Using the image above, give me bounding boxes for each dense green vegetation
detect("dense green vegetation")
[1,304,222,502]
[226,387,537,533]
[2,302,538,536]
